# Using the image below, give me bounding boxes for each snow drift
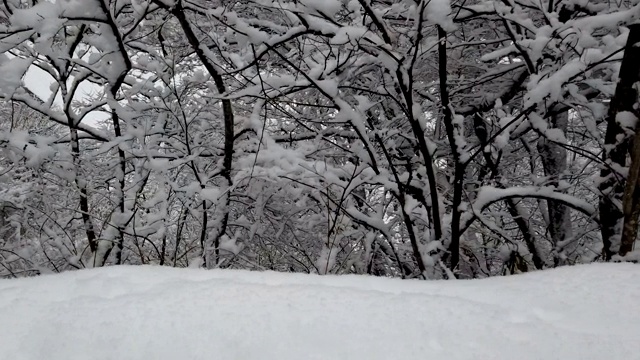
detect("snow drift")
[1,264,639,360]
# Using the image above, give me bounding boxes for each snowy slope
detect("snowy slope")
[0,264,639,360]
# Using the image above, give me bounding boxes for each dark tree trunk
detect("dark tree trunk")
[538,110,572,265]
[599,24,640,260]
[620,130,640,257]
[172,4,235,268]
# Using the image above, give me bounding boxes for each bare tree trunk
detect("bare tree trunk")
[174,206,188,267]
[437,25,464,273]
[94,0,132,266]
[170,4,235,268]
[56,25,99,262]
[64,93,98,256]
[599,24,640,260]
[538,110,573,265]
[620,131,640,257]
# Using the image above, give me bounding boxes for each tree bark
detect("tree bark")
[538,110,573,265]
[171,4,235,268]
[437,25,464,273]
[599,24,640,260]
[620,129,640,257]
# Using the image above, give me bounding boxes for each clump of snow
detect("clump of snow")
[616,111,638,134]
[425,0,455,31]
[200,187,221,202]
[1,264,639,359]
[218,234,243,256]
[315,245,338,274]
[480,44,517,62]
[301,0,342,17]
[0,57,33,97]
[525,60,586,107]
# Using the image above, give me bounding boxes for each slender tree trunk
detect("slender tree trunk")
[93,0,132,266]
[599,24,640,260]
[437,25,464,273]
[67,105,98,255]
[54,25,98,262]
[59,80,98,260]
[174,206,188,267]
[538,110,573,265]
[110,104,127,265]
[171,4,235,268]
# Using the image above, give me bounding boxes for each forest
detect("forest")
[1,0,639,279]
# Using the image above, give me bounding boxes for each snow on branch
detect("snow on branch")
[474,186,598,221]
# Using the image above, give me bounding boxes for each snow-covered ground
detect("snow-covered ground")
[0,264,638,360]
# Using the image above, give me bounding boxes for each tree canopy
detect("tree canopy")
[1,0,639,279]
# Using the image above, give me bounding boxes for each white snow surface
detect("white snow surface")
[1,263,639,360]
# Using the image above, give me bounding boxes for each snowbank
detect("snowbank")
[1,264,639,360]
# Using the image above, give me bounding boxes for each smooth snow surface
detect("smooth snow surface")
[1,264,639,360]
